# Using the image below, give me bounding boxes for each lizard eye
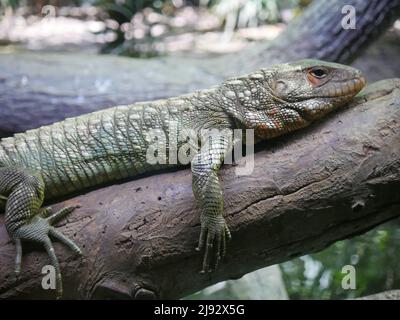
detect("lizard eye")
[307,67,330,86]
[309,67,328,79]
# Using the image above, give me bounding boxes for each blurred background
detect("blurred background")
[0,0,399,300]
[0,0,314,57]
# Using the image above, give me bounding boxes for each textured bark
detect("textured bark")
[0,79,399,299]
[358,290,400,300]
[0,0,399,134]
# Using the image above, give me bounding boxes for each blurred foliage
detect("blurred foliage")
[96,0,184,55]
[186,220,400,300]
[1,0,20,11]
[186,265,289,300]
[281,219,400,299]
[96,0,306,56]
[1,0,85,14]
[0,0,307,55]
[98,0,166,23]
[207,0,301,30]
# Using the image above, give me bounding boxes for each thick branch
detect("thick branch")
[0,79,399,299]
[358,290,400,300]
[0,0,399,134]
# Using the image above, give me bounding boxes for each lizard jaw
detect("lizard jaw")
[319,76,366,98]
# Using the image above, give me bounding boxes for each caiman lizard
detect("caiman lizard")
[0,60,365,297]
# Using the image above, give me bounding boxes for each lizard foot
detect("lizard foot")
[12,205,81,298]
[196,215,231,273]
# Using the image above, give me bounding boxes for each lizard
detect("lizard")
[0,59,365,298]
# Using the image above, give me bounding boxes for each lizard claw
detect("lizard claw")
[197,215,230,273]
[12,205,81,298]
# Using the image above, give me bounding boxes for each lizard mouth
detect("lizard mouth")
[268,75,366,123]
[267,76,366,104]
[316,76,366,98]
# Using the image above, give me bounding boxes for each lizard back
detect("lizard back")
[0,96,205,199]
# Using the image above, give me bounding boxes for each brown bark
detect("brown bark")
[0,79,399,299]
[358,290,400,300]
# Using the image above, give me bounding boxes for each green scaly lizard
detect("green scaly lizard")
[0,60,365,297]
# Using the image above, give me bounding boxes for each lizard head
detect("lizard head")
[266,59,366,122]
[231,59,365,140]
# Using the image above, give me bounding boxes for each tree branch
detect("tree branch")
[1,79,399,299]
[359,290,400,300]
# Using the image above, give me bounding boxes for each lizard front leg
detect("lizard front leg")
[191,130,233,273]
[0,167,81,298]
